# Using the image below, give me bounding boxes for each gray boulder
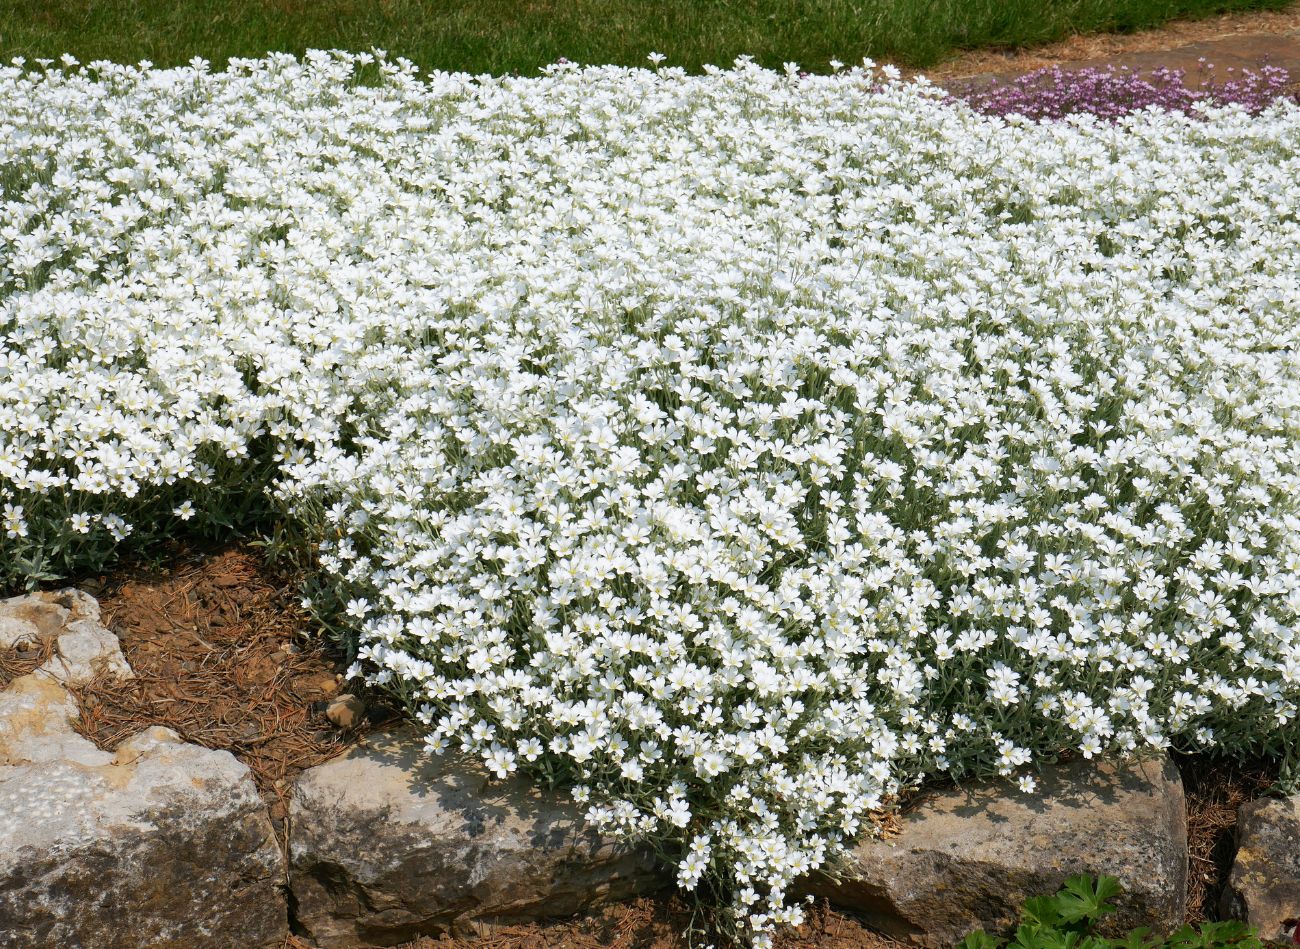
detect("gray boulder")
[289,729,665,947]
[1220,794,1300,942]
[805,755,1187,946]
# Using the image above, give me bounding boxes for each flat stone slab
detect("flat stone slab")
[289,729,665,948]
[0,591,287,949]
[806,755,1187,947]
[1221,794,1300,941]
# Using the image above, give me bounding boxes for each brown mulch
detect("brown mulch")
[66,544,388,841]
[1176,753,1280,925]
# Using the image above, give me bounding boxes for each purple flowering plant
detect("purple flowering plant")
[953,59,1293,120]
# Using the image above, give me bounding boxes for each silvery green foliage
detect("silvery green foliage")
[3,51,1300,943]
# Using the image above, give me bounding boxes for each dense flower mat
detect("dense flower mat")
[3,52,1300,943]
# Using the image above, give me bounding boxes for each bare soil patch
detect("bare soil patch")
[921,2,1300,81]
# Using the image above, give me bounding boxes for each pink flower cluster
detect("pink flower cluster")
[953,60,1293,121]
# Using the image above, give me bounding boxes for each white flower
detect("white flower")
[485,745,518,779]
[517,737,544,761]
[4,52,1299,943]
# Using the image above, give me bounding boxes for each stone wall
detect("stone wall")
[3,590,1295,948]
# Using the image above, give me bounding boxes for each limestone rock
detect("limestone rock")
[1,588,128,685]
[0,589,97,648]
[0,672,114,768]
[36,617,133,686]
[289,729,665,947]
[1220,794,1300,942]
[0,613,42,649]
[0,590,287,949]
[805,755,1187,947]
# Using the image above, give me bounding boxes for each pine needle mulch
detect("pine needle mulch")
[65,545,374,843]
[1176,752,1279,925]
[0,634,57,690]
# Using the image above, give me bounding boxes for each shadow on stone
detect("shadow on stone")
[288,728,667,949]
[801,755,1187,948]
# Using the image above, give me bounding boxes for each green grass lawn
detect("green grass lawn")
[0,0,1291,75]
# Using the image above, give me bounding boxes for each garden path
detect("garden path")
[951,31,1300,91]
[920,4,1300,82]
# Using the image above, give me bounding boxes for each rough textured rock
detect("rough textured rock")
[0,591,287,949]
[1220,794,1300,942]
[289,728,665,948]
[0,588,129,685]
[325,693,366,729]
[0,588,99,648]
[36,616,133,686]
[805,755,1187,947]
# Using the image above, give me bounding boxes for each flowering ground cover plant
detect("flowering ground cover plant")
[3,51,1300,944]
[955,60,1293,120]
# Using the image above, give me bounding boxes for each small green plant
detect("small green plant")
[957,875,1265,949]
